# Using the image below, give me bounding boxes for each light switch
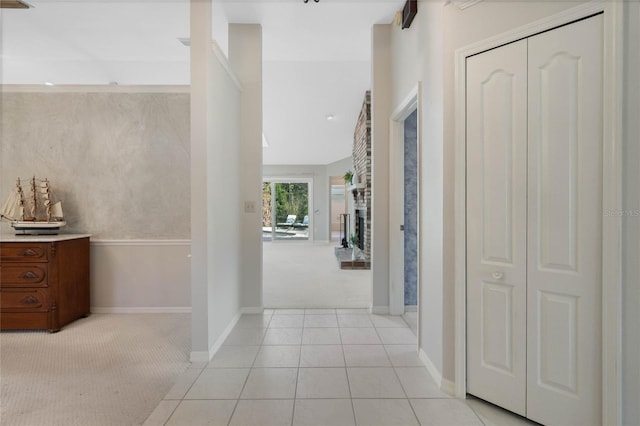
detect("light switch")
[244,201,256,213]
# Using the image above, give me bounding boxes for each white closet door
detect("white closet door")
[527,15,603,425]
[466,39,528,416]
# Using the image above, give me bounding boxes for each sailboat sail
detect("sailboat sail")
[0,177,66,232]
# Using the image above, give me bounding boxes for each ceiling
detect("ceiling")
[1,0,404,165]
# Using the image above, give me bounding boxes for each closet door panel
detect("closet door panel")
[466,39,528,416]
[527,15,603,426]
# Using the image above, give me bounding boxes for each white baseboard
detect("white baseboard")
[370,305,390,314]
[91,307,191,314]
[242,307,265,314]
[419,348,443,388]
[441,378,456,396]
[189,309,243,363]
[404,305,418,312]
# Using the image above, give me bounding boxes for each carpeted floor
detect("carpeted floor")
[0,313,190,426]
[263,241,372,308]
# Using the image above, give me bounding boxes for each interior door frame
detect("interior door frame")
[389,83,421,319]
[453,2,623,425]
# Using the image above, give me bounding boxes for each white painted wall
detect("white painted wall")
[371,25,392,313]
[90,241,190,311]
[229,24,263,311]
[190,0,243,361]
[382,0,597,384]
[622,2,640,423]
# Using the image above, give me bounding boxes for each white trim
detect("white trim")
[1,85,189,93]
[419,348,443,388]
[242,307,265,314]
[452,0,483,11]
[404,305,418,312]
[91,307,191,314]
[370,305,389,315]
[90,239,190,246]
[441,378,456,396]
[453,2,623,424]
[189,309,242,363]
[388,83,422,322]
[211,40,242,91]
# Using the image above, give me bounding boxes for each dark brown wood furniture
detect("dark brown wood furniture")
[1,235,90,332]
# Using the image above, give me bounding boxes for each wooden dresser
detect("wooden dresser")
[1,234,90,332]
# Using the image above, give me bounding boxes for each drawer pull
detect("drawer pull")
[20,295,39,305]
[22,271,38,279]
[22,249,38,257]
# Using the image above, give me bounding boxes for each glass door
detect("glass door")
[262,181,310,241]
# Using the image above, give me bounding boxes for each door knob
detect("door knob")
[492,271,504,280]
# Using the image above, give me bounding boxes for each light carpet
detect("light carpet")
[0,313,190,426]
[263,241,371,308]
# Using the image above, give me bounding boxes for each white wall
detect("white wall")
[229,24,263,311]
[90,241,190,311]
[0,88,192,312]
[622,2,640,423]
[383,0,597,384]
[371,25,392,313]
[190,0,243,361]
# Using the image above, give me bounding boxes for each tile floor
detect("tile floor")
[144,309,536,426]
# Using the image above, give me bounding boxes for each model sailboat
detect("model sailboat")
[1,177,66,233]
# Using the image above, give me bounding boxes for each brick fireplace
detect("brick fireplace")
[352,91,372,261]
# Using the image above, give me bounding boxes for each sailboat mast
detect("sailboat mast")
[30,176,37,221]
[16,178,25,220]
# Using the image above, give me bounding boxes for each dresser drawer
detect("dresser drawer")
[1,264,48,287]
[1,288,49,311]
[1,244,48,262]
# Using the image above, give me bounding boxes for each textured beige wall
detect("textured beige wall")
[1,91,190,239]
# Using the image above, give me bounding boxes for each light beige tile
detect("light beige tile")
[274,309,305,315]
[254,345,301,368]
[300,345,345,367]
[241,368,298,399]
[263,328,303,345]
[343,345,391,367]
[142,400,180,426]
[293,399,355,426]
[340,327,381,344]
[410,399,483,425]
[223,327,266,345]
[302,327,342,345]
[370,314,410,328]
[184,368,249,399]
[376,327,417,344]
[235,314,273,328]
[347,367,405,398]
[163,369,202,400]
[296,368,350,399]
[208,345,260,368]
[466,397,536,426]
[338,314,374,328]
[230,400,294,426]
[188,361,208,370]
[270,314,305,328]
[384,345,424,367]
[352,399,419,426]
[304,314,339,328]
[165,400,236,426]
[305,308,336,315]
[336,308,369,314]
[395,367,451,398]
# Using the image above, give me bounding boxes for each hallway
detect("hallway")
[145,310,534,425]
